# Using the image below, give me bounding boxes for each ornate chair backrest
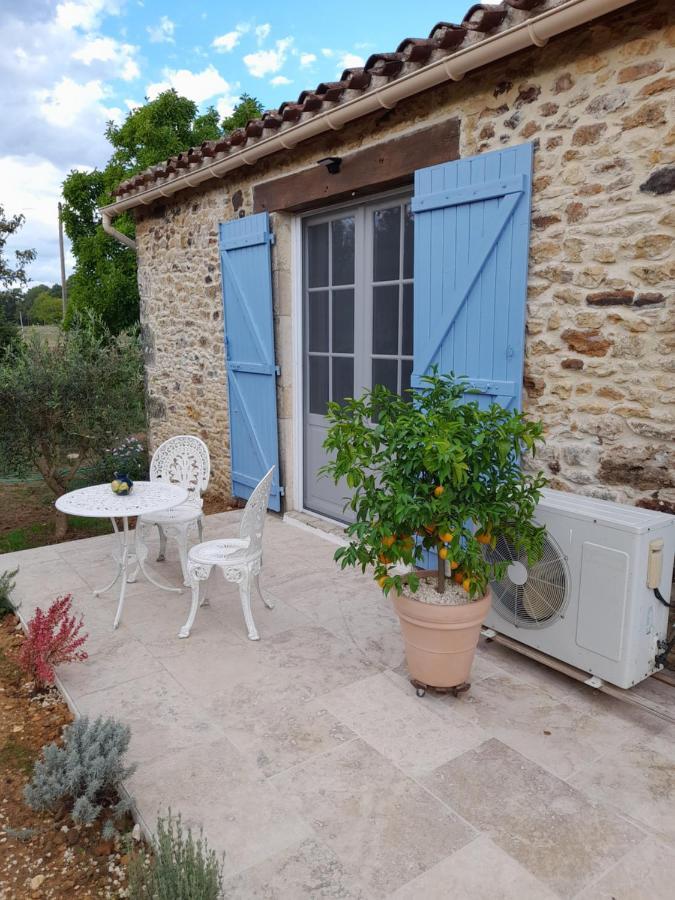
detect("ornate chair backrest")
[239,466,275,555]
[150,436,210,506]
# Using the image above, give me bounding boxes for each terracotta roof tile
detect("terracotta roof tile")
[114,0,552,199]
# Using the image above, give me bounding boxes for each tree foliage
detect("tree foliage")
[0,315,145,537]
[0,206,35,290]
[30,291,63,324]
[0,206,36,345]
[61,89,224,333]
[221,92,264,135]
[322,373,547,599]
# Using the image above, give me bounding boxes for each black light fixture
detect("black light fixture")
[317,156,342,175]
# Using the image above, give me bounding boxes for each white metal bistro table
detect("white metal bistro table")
[55,481,189,629]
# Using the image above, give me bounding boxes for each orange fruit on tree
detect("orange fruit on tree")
[476,532,492,545]
[423,523,436,535]
[438,546,449,560]
[433,485,444,497]
[378,552,392,564]
[382,535,395,549]
[453,571,464,584]
[450,560,459,570]
[377,576,388,589]
[462,577,471,592]
[439,531,453,543]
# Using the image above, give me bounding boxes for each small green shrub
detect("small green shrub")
[0,568,18,617]
[128,811,224,900]
[24,716,135,836]
[89,436,149,485]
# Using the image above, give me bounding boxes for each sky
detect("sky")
[0,0,492,286]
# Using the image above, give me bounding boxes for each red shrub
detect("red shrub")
[19,595,88,687]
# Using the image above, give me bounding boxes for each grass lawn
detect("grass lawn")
[0,480,113,554]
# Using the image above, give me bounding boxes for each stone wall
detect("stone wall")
[134,0,674,513]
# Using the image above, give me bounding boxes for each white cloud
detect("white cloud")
[146,65,233,104]
[38,76,109,127]
[212,30,242,53]
[255,23,271,44]
[321,48,334,57]
[1,154,79,285]
[147,15,175,44]
[337,52,365,71]
[71,36,140,81]
[216,93,239,120]
[211,22,251,54]
[300,52,316,67]
[124,98,141,110]
[55,0,120,32]
[243,37,293,78]
[270,75,291,86]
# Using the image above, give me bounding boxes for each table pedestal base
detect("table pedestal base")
[93,517,182,629]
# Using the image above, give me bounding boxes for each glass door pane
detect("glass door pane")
[370,201,414,398]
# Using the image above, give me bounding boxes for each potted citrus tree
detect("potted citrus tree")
[321,372,547,693]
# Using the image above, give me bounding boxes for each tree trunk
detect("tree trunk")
[55,509,68,541]
[436,549,445,594]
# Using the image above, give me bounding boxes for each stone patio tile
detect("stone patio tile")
[322,672,488,778]
[12,558,93,609]
[454,673,644,779]
[75,670,226,765]
[568,738,675,846]
[214,688,355,778]
[122,605,244,658]
[475,638,587,701]
[210,590,311,642]
[257,625,382,698]
[272,739,475,898]
[422,738,643,898]
[576,837,675,900]
[59,632,163,698]
[388,834,558,900]
[160,636,288,701]
[126,737,312,878]
[223,837,373,899]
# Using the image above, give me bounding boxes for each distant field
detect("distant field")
[22,325,61,346]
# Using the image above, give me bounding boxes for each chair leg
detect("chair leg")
[157,524,167,562]
[177,529,190,587]
[179,566,210,638]
[253,572,274,609]
[238,569,259,641]
[197,515,204,543]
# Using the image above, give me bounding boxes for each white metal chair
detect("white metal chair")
[180,466,275,640]
[138,435,210,586]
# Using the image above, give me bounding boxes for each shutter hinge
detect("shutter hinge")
[279,485,285,496]
[268,232,276,245]
[275,365,281,376]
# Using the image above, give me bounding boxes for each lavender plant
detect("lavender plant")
[24,716,135,837]
[128,811,224,900]
[0,567,18,618]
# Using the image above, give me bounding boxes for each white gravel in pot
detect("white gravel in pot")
[401,578,474,606]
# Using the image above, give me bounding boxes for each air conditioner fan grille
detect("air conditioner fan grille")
[484,531,569,629]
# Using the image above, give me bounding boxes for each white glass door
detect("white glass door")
[303,195,413,520]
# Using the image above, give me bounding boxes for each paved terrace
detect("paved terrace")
[4,511,675,899]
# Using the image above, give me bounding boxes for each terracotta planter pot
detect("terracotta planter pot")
[392,589,492,689]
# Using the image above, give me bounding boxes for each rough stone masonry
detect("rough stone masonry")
[134,0,674,515]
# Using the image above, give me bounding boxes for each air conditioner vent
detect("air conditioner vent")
[485,532,570,629]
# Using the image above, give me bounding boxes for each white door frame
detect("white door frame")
[290,187,413,516]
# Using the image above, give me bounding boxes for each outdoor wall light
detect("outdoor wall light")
[317,156,342,175]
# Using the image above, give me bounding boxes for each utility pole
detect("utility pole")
[58,202,68,319]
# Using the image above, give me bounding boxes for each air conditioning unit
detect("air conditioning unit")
[483,489,675,689]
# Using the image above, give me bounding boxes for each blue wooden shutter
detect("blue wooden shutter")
[411,142,533,409]
[219,212,282,511]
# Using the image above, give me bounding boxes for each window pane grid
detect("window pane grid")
[371,201,413,396]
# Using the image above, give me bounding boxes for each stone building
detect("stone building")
[102,0,674,521]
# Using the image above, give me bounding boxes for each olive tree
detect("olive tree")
[0,316,145,538]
